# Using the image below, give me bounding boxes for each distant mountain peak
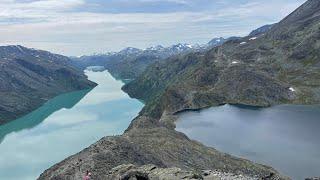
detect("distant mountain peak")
[208,37,226,47]
[249,24,274,36]
[169,43,193,51]
[146,45,165,51]
[119,47,143,55]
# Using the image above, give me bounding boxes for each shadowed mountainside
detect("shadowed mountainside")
[0,46,96,125]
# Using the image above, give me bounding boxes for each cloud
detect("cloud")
[0,0,306,25]
[0,0,85,10]
[0,0,306,56]
[138,0,189,5]
[0,0,84,20]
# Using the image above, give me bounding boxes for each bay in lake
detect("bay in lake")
[0,70,143,180]
[176,104,320,180]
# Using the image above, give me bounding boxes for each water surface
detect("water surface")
[0,70,143,180]
[176,104,320,180]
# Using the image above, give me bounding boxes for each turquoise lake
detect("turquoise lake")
[176,104,320,180]
[0,70,143,180]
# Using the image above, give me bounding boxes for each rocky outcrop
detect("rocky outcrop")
[105,164,270,180]
[306,178,320,180]
[106,164,203,180]
[0,45,96,125]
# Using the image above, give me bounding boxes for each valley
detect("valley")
[0,0,319,180]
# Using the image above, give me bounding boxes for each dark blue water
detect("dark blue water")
[176,104,320,180]
[0,70,143,180]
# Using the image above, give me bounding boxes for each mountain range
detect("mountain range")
[71,24,270,82]
[71,35,247,80]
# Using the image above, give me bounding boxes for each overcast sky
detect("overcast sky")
[0,0,306,56]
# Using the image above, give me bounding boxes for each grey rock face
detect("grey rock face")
[106,164,202,180]
[105,164,266,180]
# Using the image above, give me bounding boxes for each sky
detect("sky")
[0,0,306,56]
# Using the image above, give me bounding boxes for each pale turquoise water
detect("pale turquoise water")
[0,70,143,180]
[176,104,320,180]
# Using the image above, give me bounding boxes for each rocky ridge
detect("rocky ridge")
[39,123,287,180]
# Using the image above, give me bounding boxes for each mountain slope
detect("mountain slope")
[0,45,96,125]
[123,0,320,118]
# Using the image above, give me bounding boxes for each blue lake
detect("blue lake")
[176,104,320,180]
[0,70,143,180]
